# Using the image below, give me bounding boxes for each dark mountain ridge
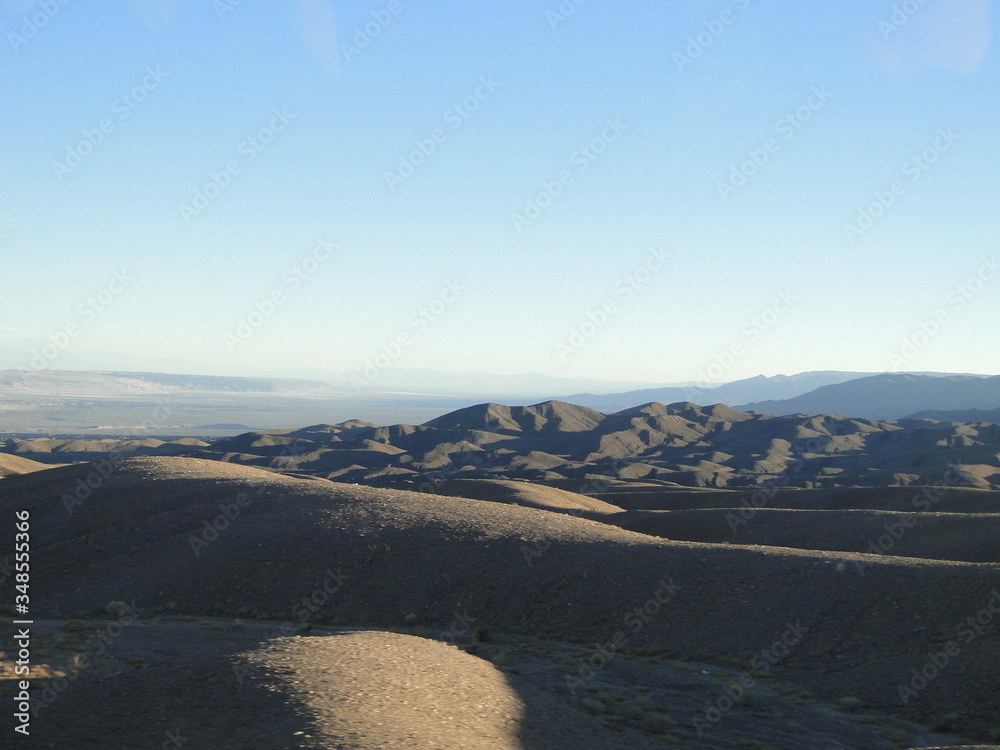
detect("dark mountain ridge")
[10,398,994,492]
[738,373,1000,420]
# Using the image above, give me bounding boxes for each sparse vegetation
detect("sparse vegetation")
[472,625,490,643]
[931,712,960,732]
[637,695,656,710]
[887,727,912,747]
[104,600,131,617]
[836,696,863,711]
[642,711,676,734]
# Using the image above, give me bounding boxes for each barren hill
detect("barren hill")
[46,399,991,492]
[0,452,56,477]
[3,457,999,746]
[424,400,605,433]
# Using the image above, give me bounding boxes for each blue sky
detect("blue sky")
[1,0,997,387]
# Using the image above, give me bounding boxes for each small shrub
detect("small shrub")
[888,727,911,747]
[643,712,676,734]
[620,702,643,718]
[105,601,130,617]
[473,625,490,643]
[580,698,606,715]
[403,613,419,625]
[837,696,863,711]
[931,712,959,732]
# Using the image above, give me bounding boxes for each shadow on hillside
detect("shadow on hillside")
[22,618,976,750]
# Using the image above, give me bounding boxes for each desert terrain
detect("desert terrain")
[1,397,999,748]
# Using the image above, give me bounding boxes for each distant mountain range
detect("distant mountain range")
[737,374,1000,421]
[559,371,875,412]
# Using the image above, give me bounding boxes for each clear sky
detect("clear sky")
[1,0,997,387]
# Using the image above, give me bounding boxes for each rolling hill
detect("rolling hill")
[2,457,998,747]
[6,398,1000,492]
